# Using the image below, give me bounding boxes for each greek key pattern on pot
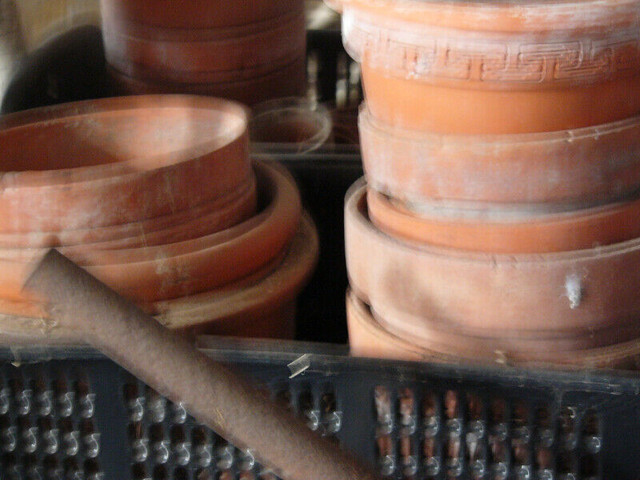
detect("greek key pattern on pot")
[343,11,640,86]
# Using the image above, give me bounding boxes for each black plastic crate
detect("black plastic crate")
[0,339,638,480]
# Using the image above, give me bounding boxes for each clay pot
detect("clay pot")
[0,213,319,341]
[346,290,640,370]
[0,176,257,248]
[250,97,332,154]
[360,106,640,206]
[101,0,307,106]
[338,0,640,133]
[103,10,306,84]
[107,56,307,106]
[367,187,640,254]
[0,95,251,232]
[345,181,640,340]
[0,160,302,304]
[155,212,319,337]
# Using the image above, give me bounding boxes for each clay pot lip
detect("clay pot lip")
[367,188,640,254]
[250,97,333,154]
[100,0,304,30]
[102,7,306,42]
[155,212,319,330]
[339,0,640,32]
[348,180,640,264]
[346,289,640,370]
[360,104,640,205]
[0,162,297,267]
[0,175,257,248]
[360,103,640,147]
[107,54,307,88]
[0,95,249,187]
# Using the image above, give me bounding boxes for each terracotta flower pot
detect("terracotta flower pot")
[360,106,640,206]
[0,213,319,341]
[0,95,251,232]
[107,56,307,106]
[346,289,640,370]
[155,212,319,337]
[367,187,640,254]
[338,0,640,133]
[103,9,306,84]
[0,160,302,304]
[0,176,257,248]
[101,0,307,106]
[345,181,640,338]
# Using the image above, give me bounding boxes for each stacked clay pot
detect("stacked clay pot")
[327,0,640,368]
[101,0,307,105]
[0,95,318,343]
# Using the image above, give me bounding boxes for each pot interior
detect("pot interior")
[0,106,245,172]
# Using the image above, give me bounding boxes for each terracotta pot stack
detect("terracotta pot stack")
[0,95,318,343]
[100,0,307,105]
[327,0,640,368]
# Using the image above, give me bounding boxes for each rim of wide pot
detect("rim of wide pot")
[0,95,249,188]
[340,0,640,32]
[347,180,640,264]
[359,104,640,147]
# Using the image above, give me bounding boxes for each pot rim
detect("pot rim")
[348,180,640,263]
[0,161,301,303]
[367,187,640,254]
[360,105,640,204]
[0,95,249,187]
[346,289,640,370]
[340,0,640,33]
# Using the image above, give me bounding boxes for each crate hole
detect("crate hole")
[299,390,314,413]
[374,386,392,425]
[535,405,552,429]
[170,425,186,444]
[423,436,437,459]
[128,422,144,441]
[444,390,459,419]
[558,407,576,434]
[423,391,438,418]
[583,410,600,436]
[173,467,188,480]
[581,453,599,478]
[192,425,208,446]
[153,465,168,480]
[490,398,507,424]
[321,391,337,414]
[149,423,165,443]
[557,450,575,474]
[467,394,483,421]
[398,388,415,426]
[195,468,212,480]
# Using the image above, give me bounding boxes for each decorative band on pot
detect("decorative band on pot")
[0,160,302,304]
[346,289,640,370]
[103,9,306,84]
[0,95,251,232]
[367,187,640,254]
[360,106,640,205]
[346,181,640,336]
[340,0,640,133]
